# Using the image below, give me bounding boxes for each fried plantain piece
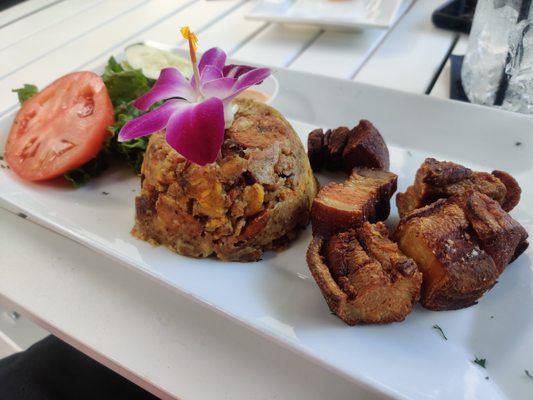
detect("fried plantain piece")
[396,158,521,218]
[307,222,422,325]
[394,192,528,310]
[311,168,397,237]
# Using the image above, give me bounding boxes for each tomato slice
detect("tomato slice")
[5,71,114,182]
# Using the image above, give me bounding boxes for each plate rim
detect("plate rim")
[1,49,532,400]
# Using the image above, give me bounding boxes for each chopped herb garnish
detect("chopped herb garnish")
[433,324,448,340]
[526,370,533,379]
[473,357,486,368]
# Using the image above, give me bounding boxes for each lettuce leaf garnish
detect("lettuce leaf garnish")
[12,84,38,104]
[105,101,149,174]
[102,57,153,107]
[101,57,155,175]
[63,151,109,188]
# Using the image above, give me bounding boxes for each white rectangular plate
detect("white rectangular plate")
[246,0,412,30]
[1,65,532,400]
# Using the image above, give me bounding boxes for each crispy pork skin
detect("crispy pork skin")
[491,170,522,212]
[311,168,397,237]
[396,158,521,218]
[307,222,422,325]
[133,99,318,261]
[459,191,529,272]
[394,192,528,310]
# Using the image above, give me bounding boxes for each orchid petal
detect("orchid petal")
[198,47,226,73]
[191,47,227,90]
[118,100,180,141]
[201,65,224,83]
[222,64,255,79]
[120,42,272,167]
[230,67,272,98]
[165,97,225,166]
[201,77,236,100]
[133,68,195,110]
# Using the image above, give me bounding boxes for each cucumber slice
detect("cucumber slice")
[125,44,193,80]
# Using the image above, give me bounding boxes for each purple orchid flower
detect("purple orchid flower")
[118,46,271,166]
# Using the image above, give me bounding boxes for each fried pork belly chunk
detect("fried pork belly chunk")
[306,120,389,173]
[342,120,389,173]
[133,98,318,262]
[394,192,528,310]
[311,168,397,237]
[307,128,326,172]
[307,222,422,325]
[325,127,350,171]
[396,158,521,218]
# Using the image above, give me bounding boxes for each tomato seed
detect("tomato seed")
[77,97,95,118]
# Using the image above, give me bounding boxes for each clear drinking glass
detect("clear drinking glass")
[461,0,533,114]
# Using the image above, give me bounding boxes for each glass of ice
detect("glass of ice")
[462,0,533,114]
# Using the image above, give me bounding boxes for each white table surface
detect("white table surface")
[0,1,459,399]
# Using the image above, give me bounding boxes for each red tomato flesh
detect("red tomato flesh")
[5,71,114,182]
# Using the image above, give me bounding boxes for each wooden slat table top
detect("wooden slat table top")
[0,0,59,28]
[0,0,456,115]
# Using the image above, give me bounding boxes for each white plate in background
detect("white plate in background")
[246,0,413,30]
[1,61,532,399]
